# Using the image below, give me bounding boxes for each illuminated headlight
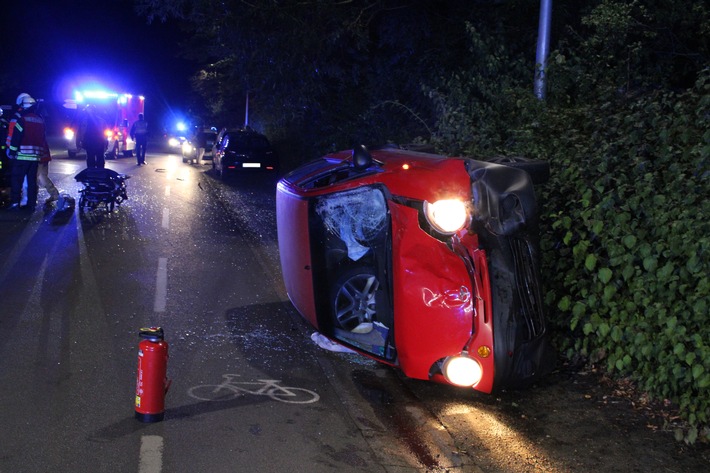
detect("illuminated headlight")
[168,137,180,147]
[442,354,483,387]
[64,128,75,141]
[182,143,193,154]
[424,199,469,234]
[105,130,114,139]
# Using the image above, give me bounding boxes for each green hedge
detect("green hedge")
[527,72,709,443]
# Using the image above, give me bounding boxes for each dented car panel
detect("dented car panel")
[388,201,475,380]
[276,147,552,393]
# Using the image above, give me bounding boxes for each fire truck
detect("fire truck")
[63,89,145,158]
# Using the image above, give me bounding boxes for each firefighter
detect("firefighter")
[5,93,50,211]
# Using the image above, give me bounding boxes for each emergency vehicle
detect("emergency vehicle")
[63,90,145,158]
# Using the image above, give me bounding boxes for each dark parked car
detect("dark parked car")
[276,145,553,393]
[211,127,278,179]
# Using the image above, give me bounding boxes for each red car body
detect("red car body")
[276,146,552,393]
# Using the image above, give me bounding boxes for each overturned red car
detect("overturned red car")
[276,145,553,393]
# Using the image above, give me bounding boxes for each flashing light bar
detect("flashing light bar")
[75,90,118,102]
[74,90,144,104]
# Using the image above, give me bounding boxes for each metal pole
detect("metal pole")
[534,0,552,100]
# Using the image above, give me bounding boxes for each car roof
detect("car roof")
[281,147,472,202]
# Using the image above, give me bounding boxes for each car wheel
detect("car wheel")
[485,156,550,185]
[332,266,379,333]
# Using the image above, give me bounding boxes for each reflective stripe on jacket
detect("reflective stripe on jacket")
[7,109,50,162]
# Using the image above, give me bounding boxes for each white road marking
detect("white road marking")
[154,257,168,313]
[164,186,171,197]
[138,435,164,473]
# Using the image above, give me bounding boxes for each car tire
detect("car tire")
[331,266,380,333]
[485,156,550,185]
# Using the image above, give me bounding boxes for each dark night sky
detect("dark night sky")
[1,0,195,130]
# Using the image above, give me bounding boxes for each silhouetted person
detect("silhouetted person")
[131,113,148,165]
[77,104,108,168]
[192,127,208,165]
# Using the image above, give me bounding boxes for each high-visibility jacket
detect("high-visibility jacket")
[6,108,50,162]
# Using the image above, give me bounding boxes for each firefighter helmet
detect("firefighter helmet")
[17,93,36,108]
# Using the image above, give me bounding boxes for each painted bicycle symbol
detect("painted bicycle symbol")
[187,374,320,404]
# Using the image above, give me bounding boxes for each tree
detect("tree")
[134,0,514,159]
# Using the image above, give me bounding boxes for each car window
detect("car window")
[282,158,376,189]
[224,133,271,152]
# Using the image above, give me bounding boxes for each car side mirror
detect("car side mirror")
[352,144,372,170]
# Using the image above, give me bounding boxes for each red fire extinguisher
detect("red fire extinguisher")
[135,327,171,422]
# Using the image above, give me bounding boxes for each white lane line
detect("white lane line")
[162,208,170,229]
[164,186,171,197]
[154,257,168,313]
[138,435,164,473]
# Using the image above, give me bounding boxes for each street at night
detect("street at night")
[1,0,709,470]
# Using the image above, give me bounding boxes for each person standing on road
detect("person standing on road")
[193,126,208,165]
[5,93,49,211]
[77,104,108,169]
[130,113,148,165]
[37,143,60,205]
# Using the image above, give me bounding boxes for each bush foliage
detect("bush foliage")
[429,2,709,443]
[534,71,709,444]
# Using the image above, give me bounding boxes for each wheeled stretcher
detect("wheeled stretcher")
[74,168,130,213]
